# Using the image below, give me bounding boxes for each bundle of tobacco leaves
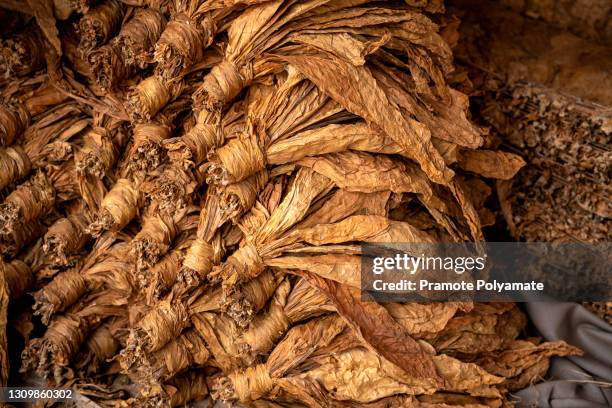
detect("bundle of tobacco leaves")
[0,0,587,406]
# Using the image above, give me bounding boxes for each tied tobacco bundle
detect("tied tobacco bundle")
[0,171,55,237]
[89,8,167,89]
[122,123,172,175]
[152,0,216,79]
[120,272,281,376]
[32,235,129,324]
[75,114,126,179]
[87,178,143,236]
[163,103,238,170]
[78,0,125,53]
[42,208,91,266]
[21,290,128,385]
[130,207,198,270]
[125,74,184,122]
[205,71,341,186]
[0,24,46,79]
[141,163,202,215]
[152,0,268,79]
[113,8,166,67]
[127,328,210,395]
[175,190,230,288]
[235,277,334,357]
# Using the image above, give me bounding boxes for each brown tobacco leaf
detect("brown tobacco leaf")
[298,151,436,199]
[476,339,583,391]
[302,273,443,387]
[269,215,436,255]
[296,189,390,228]
[428,303,526,355]
[301,347,503,403]
[281,50,454,185]
[457,149,526,180]
[266,122,401,165]
[385,302,473,338]
[269,253,362,289]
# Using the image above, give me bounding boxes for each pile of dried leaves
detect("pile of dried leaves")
[0,0,582,406]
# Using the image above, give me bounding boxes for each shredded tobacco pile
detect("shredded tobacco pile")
[0,0,589,406]
[452,0,611,322]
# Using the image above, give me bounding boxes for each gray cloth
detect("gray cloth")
[514,303,612,407]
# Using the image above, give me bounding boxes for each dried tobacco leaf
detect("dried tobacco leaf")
[280,50,453,186]
[476,339,582,391]
[302,274,443,386]
[300,347,502,403]
[457,149,525,180]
